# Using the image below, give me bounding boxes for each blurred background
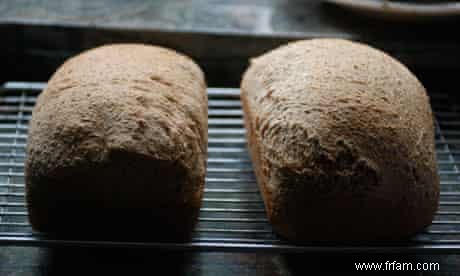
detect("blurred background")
[1,0,460,87]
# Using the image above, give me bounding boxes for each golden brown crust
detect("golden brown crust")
[241,39,439,242]
[25,44,208,240]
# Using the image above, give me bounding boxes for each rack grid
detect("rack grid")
[0,82,459,253]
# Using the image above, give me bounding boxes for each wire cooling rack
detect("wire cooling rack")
[0,82,459,253]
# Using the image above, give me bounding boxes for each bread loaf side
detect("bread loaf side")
[241,39,439,241]
[25,44,208,240]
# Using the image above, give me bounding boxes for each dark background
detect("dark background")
[1,0,460,87]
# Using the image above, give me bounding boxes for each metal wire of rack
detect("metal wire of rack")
[0,82,459,253]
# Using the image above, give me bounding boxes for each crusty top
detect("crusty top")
[27,44,207,186]
[242,39,438,205]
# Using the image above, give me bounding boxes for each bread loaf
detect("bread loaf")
[25,44,207,240]
[241,39,439,241]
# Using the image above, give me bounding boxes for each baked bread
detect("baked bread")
[25,44,207,240]
[241,39,439,242]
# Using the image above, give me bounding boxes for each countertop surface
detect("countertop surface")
[1,246,460,275]
[1,0,460,86]
[1,0,460,40]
